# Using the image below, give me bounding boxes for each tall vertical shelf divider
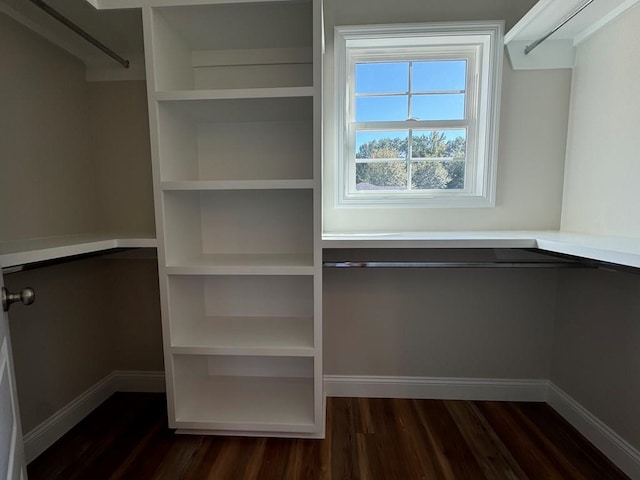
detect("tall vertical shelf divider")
[142,0,323,437]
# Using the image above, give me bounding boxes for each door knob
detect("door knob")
[2,287,35,312]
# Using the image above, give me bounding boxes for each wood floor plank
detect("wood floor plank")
[512,402,629,479]
[413,399,487,479]
[476,400,583,479]
[446,400,529,480]
[329,397,361,480]
[392,399,442,478]
[26,393,630,480]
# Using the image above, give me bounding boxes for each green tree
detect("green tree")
[355,132,466,190]
[411,132,450,189]
[356,144,406,189]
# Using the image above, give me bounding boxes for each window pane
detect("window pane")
[411,94,465,120]
[411,160,465,190]
[356,131,408,159]
[411,129,466,159]
[356,62,408,94]
[357,161,407,190]
[412,60,466,92]
[356,96,408,122]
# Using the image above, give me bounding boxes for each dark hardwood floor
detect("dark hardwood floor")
[27,393,629,479]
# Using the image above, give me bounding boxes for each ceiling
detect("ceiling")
[0,0,145,79]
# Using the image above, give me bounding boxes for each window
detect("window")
[334,21,503,207]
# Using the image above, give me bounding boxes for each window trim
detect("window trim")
[334,21,504,208]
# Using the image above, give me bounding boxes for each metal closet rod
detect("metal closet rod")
[323,261,597,269]
[524,0,594,55]
[28,0,130,68]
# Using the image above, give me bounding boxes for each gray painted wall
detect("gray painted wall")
[552,268,640,452]
[552,4,640,454]
[324,264,557,378]
[0,13,97,241]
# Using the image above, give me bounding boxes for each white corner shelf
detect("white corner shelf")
[504,0,640,70]
[0,234,157,269]
[535,232,640,269]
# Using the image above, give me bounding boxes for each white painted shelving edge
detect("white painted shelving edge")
[0,235,157,269]
[2,231,638,270]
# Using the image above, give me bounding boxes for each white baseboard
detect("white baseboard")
[547,383,640,479]
[323,375,549,401]
[111,370,166,393]
[23,370,165,464]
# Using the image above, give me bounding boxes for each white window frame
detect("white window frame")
[334,21,503,207]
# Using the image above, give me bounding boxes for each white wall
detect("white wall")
[560,4,640,238]
[322,0,572,234]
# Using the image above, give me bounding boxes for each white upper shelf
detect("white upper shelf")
[504,0,640,69]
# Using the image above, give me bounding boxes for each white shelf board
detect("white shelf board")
[161,180,315,191]
[173,375,315,432]
[156,95,312,124]
[535,232,640,269]
[505,0,640,70]
[322,231,540,249]
[166,253,315,275]
[155,86,314,102]
[0,234,157,269]
[322,230,640,269]
[171,316,315,357]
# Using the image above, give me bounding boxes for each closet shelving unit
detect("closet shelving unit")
[142,0,324,436]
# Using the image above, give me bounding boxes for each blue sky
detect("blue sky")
[354,60,467,149]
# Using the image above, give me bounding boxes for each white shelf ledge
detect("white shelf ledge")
[504,0,640,70]
[155,87,314,102]
[166,253,315,276]
[322,231,539,249]
[0,234,157,269]
[322,231,640,269]
[161,180,315,191]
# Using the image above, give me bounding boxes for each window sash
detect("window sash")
[345,49,478,197]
